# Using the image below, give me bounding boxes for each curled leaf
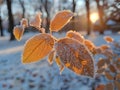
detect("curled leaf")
[21,18,28,28]
[55,38,94,77]
[22,33,54,64]
[66,30,84,43]
[30,12,42,28]
[13,25,24,41]
[50,10,74,32]
[55,56,65,74]
[48,50,55,65]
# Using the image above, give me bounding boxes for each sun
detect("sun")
[90,13,99,23]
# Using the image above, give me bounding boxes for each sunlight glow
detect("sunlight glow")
[90,13,99,23]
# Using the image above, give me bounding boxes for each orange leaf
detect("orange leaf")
[20,18,28,28]
[97,59,106,69]
[13,25,24,41]
[48,50,55,65]
[55,38,94,77]
[104,36,114,43]
[22,33,54,64]
[105,83,114,90]
[50,10,74,32]
[115,81,120,90]
[95,84,105,90]
[105,71,114,80]
[30,12,42,28]
[66,30,84,43]
[55,56,65,74]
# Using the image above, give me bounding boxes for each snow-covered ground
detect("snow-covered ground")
[0,31,120,90]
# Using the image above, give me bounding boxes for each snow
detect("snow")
[0,31,120,90]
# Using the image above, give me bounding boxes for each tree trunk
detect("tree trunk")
[85,0,91,35]
[72,0,76,31]
[95,0,104,34]
[19,0,25,18]
[44,0,50,33]
[0,8,4,36]
[6,0,15,40]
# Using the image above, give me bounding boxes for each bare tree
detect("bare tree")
[95,0,105,34]
[0,0,4,36]
[0,15,3,36]
[41,0,52,32]
[85,0,91,35]
[6,0,15,40]
[19,0,25,18]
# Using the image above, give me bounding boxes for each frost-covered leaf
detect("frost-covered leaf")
[66,30,84,43]
[84,40,95,53]
[97,59,106,69]
[21,18,28,28]
[48,50,55,65]
[50,10,74,32]
[108,64,116,73]
[95,84,105,90]
[97,68,105,74]
[55,38,94,77]
[30,12,42,28]
[13,25,24,41]
[100,45,110,51]
[102,50,113,58]
[22,33,54,64]
[105,83,114,90]
[55,56,65,74]
[104,36,114,43]
[116,73,120,80]
[105,71,114,80]
[115,81,120,90]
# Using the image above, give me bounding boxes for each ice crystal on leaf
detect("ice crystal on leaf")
[66,30,84,43]
[54,38,94,77]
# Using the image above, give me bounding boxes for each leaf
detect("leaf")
[66,30,84,43]
[95,84,105,90]
[55,38,94,78]
[13,25,24,41]
[48,50,55,65]
[20,18,28,28]
[97,59,106,69]
[105,83,114,90]
[55,56,65,74]
[97,68,105,74]
[84,40,95,53]
[22,33,54,64]
[50,10,74,32]
[114,81,120,90]
[104,36,114,43]
[116,73,120,80]
[100,44,110,51]
[105,71,114,80]
[30,12,42,28]
[108,64,116,73]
